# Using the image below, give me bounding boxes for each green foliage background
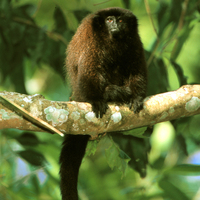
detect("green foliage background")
[1,0,200,199]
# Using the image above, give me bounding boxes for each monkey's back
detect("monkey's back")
[66,15,97,94]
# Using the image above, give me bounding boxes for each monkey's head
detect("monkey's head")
[92,7,138,40]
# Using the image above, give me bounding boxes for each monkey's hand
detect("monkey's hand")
[92,101,108,118]
[129,96,144,113]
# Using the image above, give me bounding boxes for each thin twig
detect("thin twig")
[144,0,160,67]
[170,0,190,59]
[32,0,43,18]
[0,95,64,137]
[7,16,68,46]
[93,0,111,6]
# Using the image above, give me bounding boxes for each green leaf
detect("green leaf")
[170,61,188,86]
[112,134,150,178]
[151,156,165,170]
[147,55,169,95]
[9,44,27,93]
[105,136,130,178]
[53,6,67,34]
[157,2,170,36]
[171,117,192,155]
[122,127,147,138]
[42,37,66,80]
[122,0,131,9]
[171,24,193,60]
[168,0,183,25]
[28,28,46,66]
[13,4,36,20]
[30,175,40,194]
[85,140,98,157]
[159,178,190,200]
[16,132,41,147]
[0,0,12,20]
[165,164,200,176]
[17,149,46,166]
[10,22,26,44]
[176,134,188,156]
[73,9,91,22]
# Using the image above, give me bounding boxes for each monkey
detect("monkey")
[59,7,147,200]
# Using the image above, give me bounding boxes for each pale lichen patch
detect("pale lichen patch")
[111,112,122,124]
[144,96,150,102]
[30,104,41,117]
[0,92,7,96]
[0,109,18,120]
[68,101,77,105]
[44,106,69,126]
[32,94,40,97]
[71,111,80,121]
[78,103,88,110]
[160,112,168,120]
[23,96,33,103]
[85,112,97,123]
[60,113,68,120]
[150,121,156,125]
[38,100,43,105]
[72,123,79,131]
[115,106,120,111]
[170,93,178,100]
[169,107,175,114]
[185,97,200,112]
[100,121,104,127]
[80,119,86,125]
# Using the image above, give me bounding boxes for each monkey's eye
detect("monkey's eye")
[118,17,123,23]
[106,17,113,23]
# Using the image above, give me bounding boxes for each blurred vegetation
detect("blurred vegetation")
[1,0,200,199]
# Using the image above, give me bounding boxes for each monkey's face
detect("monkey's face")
[105,16,124,37]
[92,8,138,40]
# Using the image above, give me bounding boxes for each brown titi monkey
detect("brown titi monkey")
[59,7,147,200]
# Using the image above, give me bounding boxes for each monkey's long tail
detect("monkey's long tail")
[59,134,90,200]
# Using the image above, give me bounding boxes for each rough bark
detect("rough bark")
[1,85,200,139]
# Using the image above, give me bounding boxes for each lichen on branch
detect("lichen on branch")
[0,85,200,139]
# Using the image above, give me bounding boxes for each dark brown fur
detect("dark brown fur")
[60,7,147,200]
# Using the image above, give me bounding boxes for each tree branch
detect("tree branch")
[1,85,200,140]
